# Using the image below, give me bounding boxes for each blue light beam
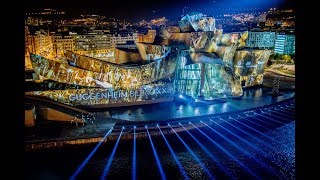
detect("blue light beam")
[189,122,259,179]
[168,124,215,179]
[217,118,277,151]
[261,111,292,121]
[146,126,166,180]
[251,113,286,125]
[278,106,295,112]
[201,121,280,177]
[230,117,276,142]
[157,125,189,180]
[70,128,113,180]
[245,114,280,126]
[237,115,270,131]
[272,107,295,115]
[101,128,124,179]
[179,123,234,178]
[267,107,295,116]
[211,121,269,157]
[132,127,137,180]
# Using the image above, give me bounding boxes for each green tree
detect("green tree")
[282,54,292,62]
[274,53,281,60]
[269,53,275,60]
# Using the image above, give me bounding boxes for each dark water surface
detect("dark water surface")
[25,101,295,179]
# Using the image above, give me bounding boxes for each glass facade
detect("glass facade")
[274,34,295,55]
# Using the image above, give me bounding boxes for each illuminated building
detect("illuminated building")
[150,17,168,26]
[52,33,75,57]
[137,30,156,43]
[245,31,276,49]
[25,9,66,16]
[27,29,54,59]
[72,32,112,51]
[27,43,177,107]
[265,8,295,27]
[26,13,272,107]
[111,33,138,47]
[274,33,295,55]
[25,26,32,69]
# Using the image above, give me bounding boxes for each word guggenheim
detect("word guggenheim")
[69,87,173,101]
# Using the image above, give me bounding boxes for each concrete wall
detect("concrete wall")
[25,108,35,127]
[38,107,83,123]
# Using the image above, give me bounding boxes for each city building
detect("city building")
[111,33,138,47]
[150,17,168,26]
[72,31,112,51]
[52,33,75,57]
[274,33,295,55]
[26,14,272,107]
[137,30,156,43]
[265,8,295,28]
[245,31,276,49]
[27,29,54,59]
[25,26,32,69]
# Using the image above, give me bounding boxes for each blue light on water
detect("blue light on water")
[189,123,259,179]
[211,121,268,156]
[229,117,276,142]
[70,128,113,180]
[157,125,189,180]
[261,111,292,121]
[237,115,270,131]
[250,113,285,125]
[169,124,215,179]
[132,127,136,180]
[146,126,166,180]
[272,107,295,115]
[101,128,124,179]
[279,106,295,112]
[179,123,234,178]
[217,118,276,151]
[245,114,279,126]
[202,121,281,177]
[267,107,295,116]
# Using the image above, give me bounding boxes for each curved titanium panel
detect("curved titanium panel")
[31,52,178,89]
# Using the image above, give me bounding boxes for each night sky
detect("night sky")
[24,0,295,22]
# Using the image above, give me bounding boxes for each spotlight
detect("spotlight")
[145,125,147,128]
[178,122,181,125]
[156,124,159,127]
[188,121,191,124]
[179,94,183,98]
[122,126,125,129]
[134,126,136,129]
[167,123,170,126]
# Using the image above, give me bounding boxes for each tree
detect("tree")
[282,54,292,63]
[269,53,275,60]
[274,53,281,60]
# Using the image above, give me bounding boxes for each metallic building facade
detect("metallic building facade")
[26,13,273,107]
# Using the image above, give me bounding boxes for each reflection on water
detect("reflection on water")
[25,117,295,180]
[98,87,294,121]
